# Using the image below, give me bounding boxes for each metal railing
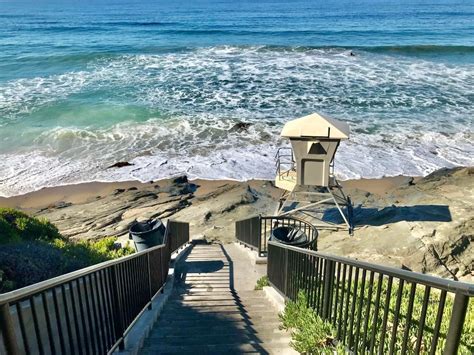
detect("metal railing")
[275,147,295,178]
[167,219,190,254]
[267,241,474,354]
[0,220,189,355]
[235,215,318,256]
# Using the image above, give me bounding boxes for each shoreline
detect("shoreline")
[0,175,417,210]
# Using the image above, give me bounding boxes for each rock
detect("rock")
[173,175,188,184]
[113,189,126,195]
[48,201,72,210]
[163,182,197,196]
[229,122,252,132]
[130,191,158,201]
[127,187,138,191]
[107,161,134,168]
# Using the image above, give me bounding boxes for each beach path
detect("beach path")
[140,242,296,354]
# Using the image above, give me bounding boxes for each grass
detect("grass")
[255,275,270,290]
[0,208,134,293]
[288,268,474,354]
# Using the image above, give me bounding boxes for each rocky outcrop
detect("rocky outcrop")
[318,167,473,281]
[35,179,276,245]
[34,167,473,282]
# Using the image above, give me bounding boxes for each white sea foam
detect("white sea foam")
[0,46,473,196]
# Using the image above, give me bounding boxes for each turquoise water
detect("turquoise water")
[0,0,473,196]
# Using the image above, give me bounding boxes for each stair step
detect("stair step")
[168,300,269,307]
[145,332,292,345]
[181,281,230,285]
[159,312,281,322]
[174,294,268,306]
[183,278,230,282]
[141,341,294,354]
[149,323,284,336]
[180,273,230,277]
[174,293,236,298]
[181,276,229,280]
[175,287,231,293]
[161,308,276,316]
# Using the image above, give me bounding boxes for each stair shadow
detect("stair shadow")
[220,244,270,355]
[155,241,270,354]
[323,204,452,226]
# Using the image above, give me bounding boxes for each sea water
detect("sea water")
[0,0,473,196]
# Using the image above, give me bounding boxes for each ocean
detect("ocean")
[0,0,473,197]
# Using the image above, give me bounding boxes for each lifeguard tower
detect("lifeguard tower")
[274,112,354,233]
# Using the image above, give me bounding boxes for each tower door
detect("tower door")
[301,159,326,186]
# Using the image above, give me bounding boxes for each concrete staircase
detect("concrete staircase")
[140,243,296,354]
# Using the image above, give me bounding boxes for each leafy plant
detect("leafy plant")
[0,208,134,293]
[286,266,474,354]
[52,237,134,272]
[255,275,270,290]
[0,208,61,243]
[280,291,346,354]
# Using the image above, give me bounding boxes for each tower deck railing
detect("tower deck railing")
[0,220,189,355]
[235,215,318,256]
[275,147,295,178]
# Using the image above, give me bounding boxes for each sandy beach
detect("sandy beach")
[0,175,412,210]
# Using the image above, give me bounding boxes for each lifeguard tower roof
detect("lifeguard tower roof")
[281,112,350,139]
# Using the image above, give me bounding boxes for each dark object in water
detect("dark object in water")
[108,161,134,168]
[229,122,252,132]
[129,219,166,252]
[270,226,316,249]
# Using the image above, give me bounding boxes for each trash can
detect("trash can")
[129,219,166,252]
[270,226,317,249]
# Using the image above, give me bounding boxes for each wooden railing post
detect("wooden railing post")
[443,292,469,355]
[0,303,19,355]
[110,265,125,350]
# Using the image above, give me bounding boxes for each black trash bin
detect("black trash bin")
[129,219,166,252]
[270,226,317,249]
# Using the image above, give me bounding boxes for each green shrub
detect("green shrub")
[327,278,474,354]
[0,208,62,243]
[286,272,474,354]
[0,241,67,292]
[53,237,134,271]
[255,275,270,290]
[0,269,14,293]
[280,291,346,354]
[0,208,134,293]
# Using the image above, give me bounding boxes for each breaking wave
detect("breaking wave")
[0,45,473,196]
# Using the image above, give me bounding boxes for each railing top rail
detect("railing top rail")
[268,241,474,296]
[0,220,189,304]
[261,215,317,228]
[275,146,293,158]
